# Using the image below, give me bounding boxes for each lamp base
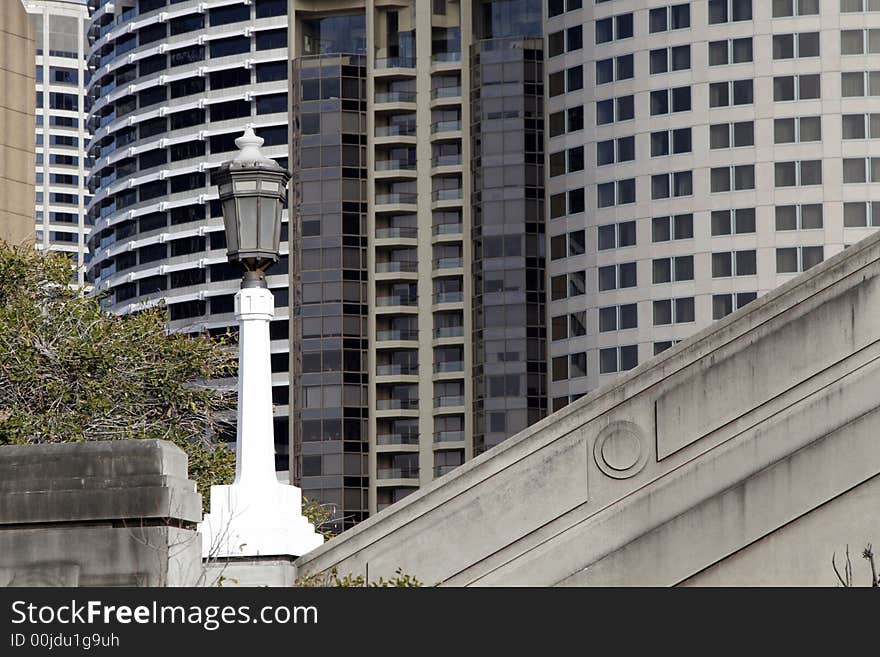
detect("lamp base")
[199,482,324,559]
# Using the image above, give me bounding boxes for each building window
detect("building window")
[599,346,638,374]
[775,160,822,187]
[597,179,636,208]
[773,116,821,143]
[651,171,693,199]
[773,32,820,59]
[843,157,880,183]
[596,136,635,166]
[650,86,691,115]
[708,38,753,66]
[596,95,635,124]
[776,246,824,273]
[712,292,757,320]
[711,208,756,235]
[773,0,818,16]
[710,165,756,192]
[709,79,753,107]
[597,221,636,250]
[708,0,752,24]
[712,250,757,277]
[598,262,637,291]
[650,45,691,74]
[709,121,755,148]
[595,54,634,84]
[843,201,880,227]
[652,214,693,242]
[775,204,823,230]
[653,297,695,325]
[599,304,638,332]
[652,255,694,283]
[649,4,690,33]
[774,74,820,101]
[595,13,634,44]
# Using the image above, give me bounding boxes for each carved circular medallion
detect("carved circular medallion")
[593,421,649,479]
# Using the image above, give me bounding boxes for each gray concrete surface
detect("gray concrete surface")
[295,230,880,586]
[0,440,203,586]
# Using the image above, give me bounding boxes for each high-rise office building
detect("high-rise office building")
[287,0,546,529]
[1,1,36,246]
[83,0,292,469]
[546,0,880,410]
[23,0,91,286]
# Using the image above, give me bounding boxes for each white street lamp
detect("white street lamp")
[199,128,323,559]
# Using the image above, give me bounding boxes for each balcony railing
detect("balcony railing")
[434,464,461,477]
[431,51,462,63]
[375,91,417,103]
[376,260,418,273]
[377,433,420,445]
[432,222,463,235]
[377,467,420,479]
[376,226,417,239]
[377,364,419,376]
[375,192,418,205]
[431,154,463,167]
[376,329,418,341]
[375,56,416,69]
[376,398,419,410]
[433,430,465,443]
[431,86,462,99]
[375,124,417,137]
[375,159,417,171]
[434,361,464,373]
[433,257,463,269]
[431,188,463,202]
[433,290,463,303]
[434,395,465,407]
[431,120,462,133]
[376,294,417,306]
[434,326,464,338]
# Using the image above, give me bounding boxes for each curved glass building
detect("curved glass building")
[84,0,291,468]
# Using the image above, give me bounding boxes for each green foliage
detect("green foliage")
[301,496,337,539]
[294,567,424,587]
[0,244,237,507]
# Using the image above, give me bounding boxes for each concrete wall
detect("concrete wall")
[0,440,204,587]
[295,230,880,586]
[0,0,36,246]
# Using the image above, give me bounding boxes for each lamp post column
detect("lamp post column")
[233,285,277,486]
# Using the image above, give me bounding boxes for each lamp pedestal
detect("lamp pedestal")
[199,286,323,560]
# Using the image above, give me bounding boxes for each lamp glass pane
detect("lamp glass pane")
[238,197,258,250]
[258,198,277,252]
[222,199,238,253]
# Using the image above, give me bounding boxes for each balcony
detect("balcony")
[376,260,418,273]
[432,222,463,236]
[375,124,417,138]
[432,154,463,167]
[377,433,420,445]
[377,329,418,341]
[431,120,462,134]
[377,467,420,479]
[433,257,463,270]
[376,398,420,411]
[433,290,463,303]
[376,294,417,307]
[376,226,417,239]
[431,52,462,63]
[434,430,465,443]
[431,189,463,202]
[375,57,416,70]
[434,395,465,408]
[377,364,419,376]
[375,192,418,206]
[375,159,417,172]
[431,86,462,100]
[434,361,464,373]
[434,464,460,477]
[375,91,417,103]
[434,326,464,338]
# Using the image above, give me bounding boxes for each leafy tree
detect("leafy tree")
[0,244,237,506]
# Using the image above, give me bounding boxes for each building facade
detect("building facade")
[23,0,91,285]
[287,0,546,529]
[546,0,880,409]
[0,1,36,246]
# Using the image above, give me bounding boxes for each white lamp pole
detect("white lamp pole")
[199,128,323,559]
